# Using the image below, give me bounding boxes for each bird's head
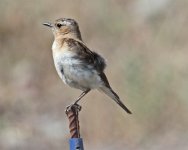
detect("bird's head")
[43,18,82,40]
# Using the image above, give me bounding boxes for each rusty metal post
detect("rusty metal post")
[65,104,84,150]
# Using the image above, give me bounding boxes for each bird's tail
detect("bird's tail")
[99,86,132,114]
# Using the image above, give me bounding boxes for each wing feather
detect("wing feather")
[67,39,106,72]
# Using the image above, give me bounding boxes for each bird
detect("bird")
[43,18,132,114]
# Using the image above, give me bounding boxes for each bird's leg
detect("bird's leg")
[74,89,90,104]
[65,89,90,112]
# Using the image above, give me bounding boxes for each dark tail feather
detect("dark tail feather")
[99,86,132,114]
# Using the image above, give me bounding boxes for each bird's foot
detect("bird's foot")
[65,103,82,114]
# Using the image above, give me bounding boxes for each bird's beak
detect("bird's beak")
[43,22,53,28]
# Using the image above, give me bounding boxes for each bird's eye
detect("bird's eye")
[56,23,62,28]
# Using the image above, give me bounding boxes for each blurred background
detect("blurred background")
[0,0,188,149]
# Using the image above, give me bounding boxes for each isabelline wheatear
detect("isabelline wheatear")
[43,18,132,114]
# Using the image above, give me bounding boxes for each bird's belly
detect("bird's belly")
[64,65,101,90]
[53,52,101,90]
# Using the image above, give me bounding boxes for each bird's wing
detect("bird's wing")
[99,72,110,87]
[71,39,106,72]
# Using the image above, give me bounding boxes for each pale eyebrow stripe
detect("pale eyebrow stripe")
[62,20,71,25]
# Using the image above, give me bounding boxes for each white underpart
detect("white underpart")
[52,41,102,90]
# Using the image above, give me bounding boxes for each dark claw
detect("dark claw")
[75,104,82,111]
[65,103,82,114]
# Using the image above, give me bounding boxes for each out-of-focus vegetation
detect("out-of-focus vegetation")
[0,0,188,149]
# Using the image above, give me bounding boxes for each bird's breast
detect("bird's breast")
[52,49,78,80]
[52,50,102,90]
